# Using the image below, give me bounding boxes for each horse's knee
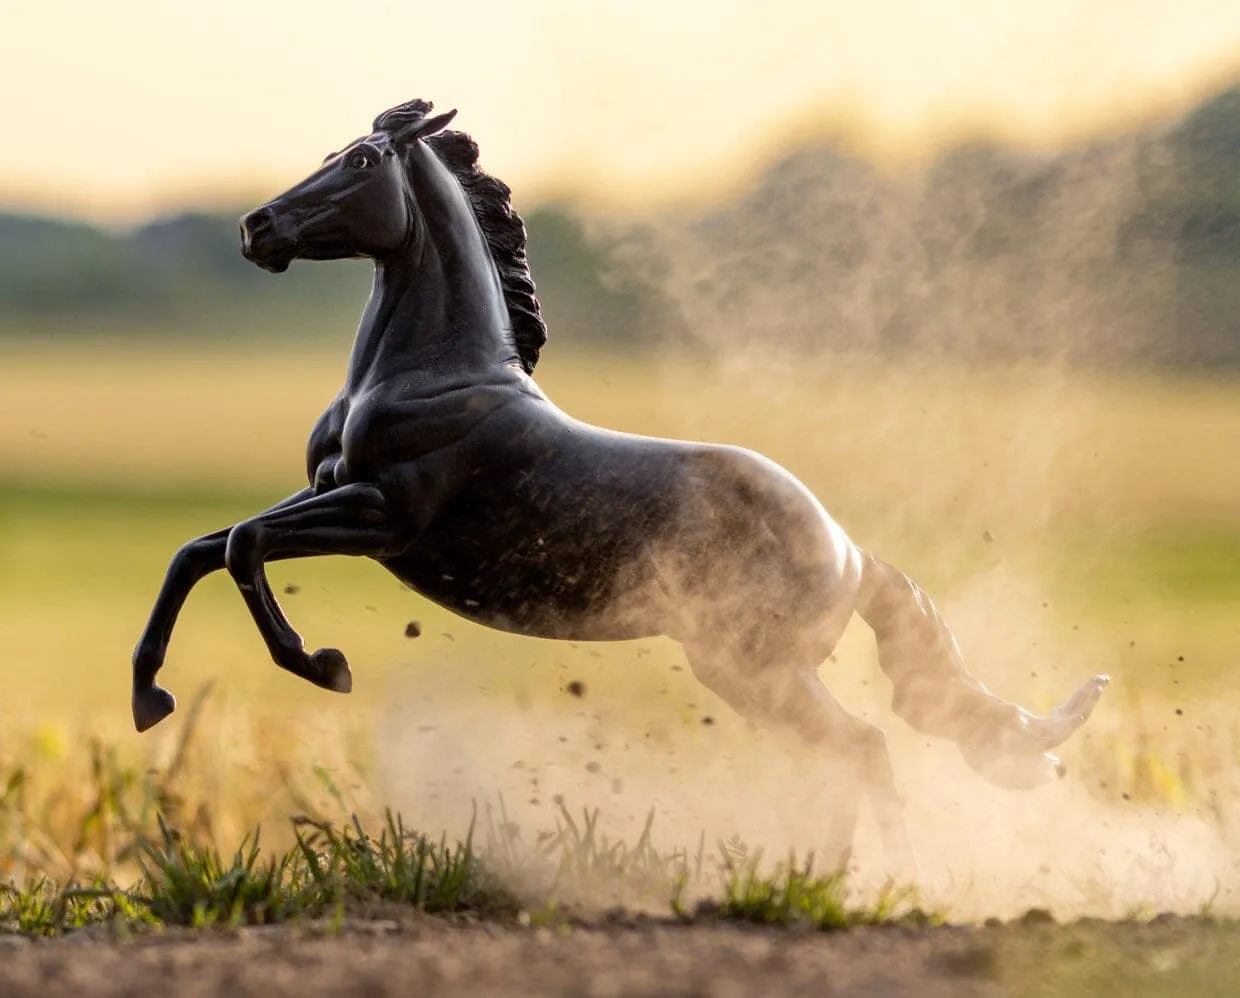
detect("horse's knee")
[224,521,262,580]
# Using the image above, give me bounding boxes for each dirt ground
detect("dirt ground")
[1,914,1236,998]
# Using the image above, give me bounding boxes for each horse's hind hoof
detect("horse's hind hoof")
[133,685,177,732]
[309,647,353,693]
[1029,674,1111,749]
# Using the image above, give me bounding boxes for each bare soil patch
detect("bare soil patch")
[1,914,1235,998]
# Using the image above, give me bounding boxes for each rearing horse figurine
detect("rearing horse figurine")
[132,98,1108,867]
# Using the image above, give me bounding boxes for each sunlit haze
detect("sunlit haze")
[4,0,1240,224]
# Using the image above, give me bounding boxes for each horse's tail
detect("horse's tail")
[854,549,1108,789]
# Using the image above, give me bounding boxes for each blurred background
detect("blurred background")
[2,0,1240,917]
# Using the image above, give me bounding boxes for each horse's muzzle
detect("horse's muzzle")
[240,207,295,273]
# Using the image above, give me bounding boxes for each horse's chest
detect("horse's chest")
[329,394,486,483]
[306,399,395,485]
[338,404,386,471]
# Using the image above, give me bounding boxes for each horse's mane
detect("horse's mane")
[373,100,547,373]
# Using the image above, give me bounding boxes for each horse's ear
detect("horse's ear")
[394,109,458,145]
[418,109,458,137]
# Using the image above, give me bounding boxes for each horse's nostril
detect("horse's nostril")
[241,207,275,243]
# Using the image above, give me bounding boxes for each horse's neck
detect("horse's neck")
[344,146,519,393]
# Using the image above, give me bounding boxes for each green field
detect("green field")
[1,336,1238,916]
[5,337,1239,704]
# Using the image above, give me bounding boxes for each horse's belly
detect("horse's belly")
[380,546,666,642]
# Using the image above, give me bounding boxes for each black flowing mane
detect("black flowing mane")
[373,100,547,373]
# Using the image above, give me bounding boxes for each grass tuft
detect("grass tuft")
[134,815,325,928]
[293,810,519,917]
[0,878,144,936]
[695,845,937,931]
[534,801,697,909]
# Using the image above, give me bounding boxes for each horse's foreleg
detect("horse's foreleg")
[132,486,315,732]
[221,482,404,695]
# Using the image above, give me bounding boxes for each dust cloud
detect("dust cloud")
[368,616,1239,922]
[615,131,1182,368]
[369,118,1238,921]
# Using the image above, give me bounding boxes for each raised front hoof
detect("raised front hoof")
[307,647,353,693]
[132,685,177,732]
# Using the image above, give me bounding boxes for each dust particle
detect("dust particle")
[283,584,300,595]
[404,621,422,638]
[1176,708,1184,716]
[982,530,994,544]
[566,680,586,698]
[701,716,715,726]
[586,761,602,774]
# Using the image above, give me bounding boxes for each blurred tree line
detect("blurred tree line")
[4,79,1240,366]
[0,203,672,349]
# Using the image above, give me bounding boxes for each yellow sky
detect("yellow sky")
[4,0,1240,224]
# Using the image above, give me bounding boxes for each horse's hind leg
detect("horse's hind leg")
[684,648,915,876]
[855,551,1109,789]
[132,486,314,732]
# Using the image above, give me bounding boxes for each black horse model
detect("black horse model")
[132,98,1108,866]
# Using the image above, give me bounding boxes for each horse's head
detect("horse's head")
[240,102,457,273]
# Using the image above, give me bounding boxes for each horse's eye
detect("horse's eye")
[348,151,372,170]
